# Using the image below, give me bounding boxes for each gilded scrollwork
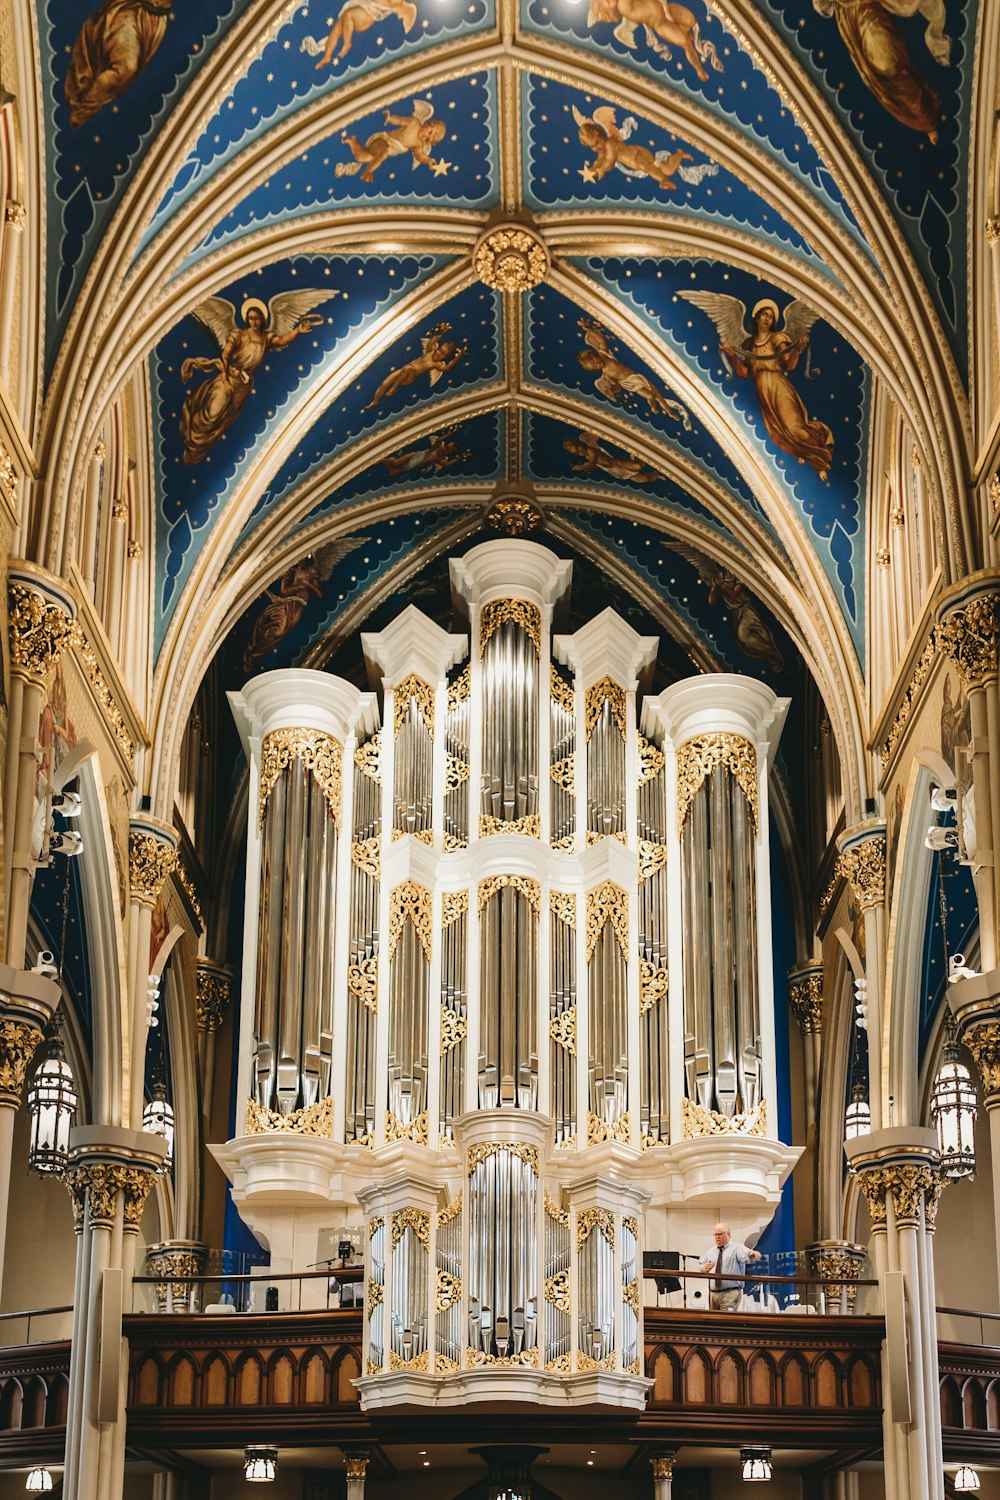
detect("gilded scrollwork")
[467,1141,539,1176]
[550,664,575,712]
[448,666,471,708]
[259,727,342,829]
[0,1019,45,1105]
[345,1457,370,1480]
[440,1005,467,1052]
[478,873,540,915]
[128,829,179,906]
[391,1206,431,1248]
[366,1279,383,1316]
[622,1278,639,1314]
[465,1346,540,1369]
[479,812,541,838]
[638,840,667,881]
[788,970,824,1033]
[639,961,668,1015]
[245,1096,334,1137]
[637,734,665,784]
[550,753,576,791]
[348,957,378,1012]
[436,1268,462,1312]
[682,1096,767,1138]
[544,1269,571,1313]
[549,1006,576,1054]
[195,964,232,1035]
[352,835,381,880]
[8,582,76,685]
[585,677,627,741]
[393,673,435,738]
[880,629,937,769]
[587,1110,632,1146]
[585,882,628,962]
[938,592,1000,691]
[388,880,433,962]
[544,1190,569,1225]
[961,1019,1000,1100]
[355,731,382,783]
[835,835,886,913]
[437,1193,462,1227]
[389,1349,430,1372]
[442,891,468,927]
[676,733,758,831]
[577,1207,615,1249]
[385,1110,430,1146]
[446,754,470,791]
[480,598,541,657]
[550,890,576,928]
[576,1349,618,1372]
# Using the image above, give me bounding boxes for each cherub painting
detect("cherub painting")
[563,429,664,483]
[679,291,833,480]
[584,0,722,80]
[243,541,368,670]
[179,292,332,465]
[812,0,950,141]
[64,0,173,128]
[336,101,451,183]
[301,0,419,66]
[383,426,471,477]
[670,542,785,674]
[578,320,690,427]
[572,105,717,190]
[364,323,467,411]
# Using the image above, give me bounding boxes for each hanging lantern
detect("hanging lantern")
[142,1082,174,1172]
[24,1470,54,1493]
[930,1013,977,1181]
[26,1025,78,1177]
[845,1081,871,1141]
[740,1448,772,1482]
[244,1447,278,1482]
[954,1465,980,1491]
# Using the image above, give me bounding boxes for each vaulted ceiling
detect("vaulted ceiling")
[34,0,981,818]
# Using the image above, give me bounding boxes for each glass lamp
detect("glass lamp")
[740,1448,772,1482]
[24,1471,53,1493]
[26,1028,78,1176]
[244,1448,277,1482]
[954,1464,980,1491]
[142,1083,175,1171]
[930,1014,977,1180]
[844,1081,871,1141]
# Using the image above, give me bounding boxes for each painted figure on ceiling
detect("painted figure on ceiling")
[243,541,368,670]
[302,0,419,66]
[383,427,471,476]
[64,0,173,128]
[584,0,722,81]
[364,323,467,411]
[572,105,717,190]
[671,542,785,674]
[563,429,664,483]
[679,291,833,481]
[336,101,451,183]
[577,320,690,427]
[812,0,950,141]
[179,292,332,465]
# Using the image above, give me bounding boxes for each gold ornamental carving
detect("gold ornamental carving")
[436,1268,462,1312]
[348,957,378,1012]
[880,628,937,768]
[585,677,627,741]
[388,880,433,962]
[391,1206,431,1249]
[479,598,541,656]
[546,1353,573,1373]
[809,1248,866,1305]
[586,882,628,961]
[385,1109,430,1145]
[72,623,136,762]
[63,1162,158,1231]
[938,593,1000,691]
[650,1456,676,1480]
[587,1110,632,1146]
[467,1141,539,1176]
[128,830,179,906]
[175,858,203,925]
[550,753,576,791]
[623,1278,639,1314]
[444,832,468,852]
[366,1278,383,1316]
[245,1095,334,1137]
[389,1347,431,1372]
[442,890,468,927]
[577,1207,615,1250]
[835,835,886,913]
[549,1006,576,1054]
[355,731,382,783]
[351,835,380,881]
[440,1005,467,1052]
[145,1248,206,1311]
[392,826,434,846]
[0,443,16,510]
[448,666,470,709]
[0,1019,45,1105]
[3,201,25,229]
[576,1349,618,1372]
[435,1352,461,1374]
[478,873,540,915]
[550,664,575,712]
[639,961,668,1015]
[676,733,758,831]
[855,1163,941,1229]
[962,1019,1000,1100]
[258,727,342,829]
[682,1096,767,1138]
[487,496,543,536]
[8,582,76,685]
[393,673,435,738]
[474,223,549,293]
[637,734,665,784]
[638,840,667,881]
[788,971,824,1034]
[544,1269,571,1313]
[989,472,1000,517]
[550,890,576,928]
[437,1193,462,1227]
[345,1457,370,1481]
[365,1357,380,1375]
[545,1190,569,1225]
[195,966,233,1035]
[466,1345,540,1369]
[446,754,470,791]
[479,811,541,838]
[987,217,1000,244]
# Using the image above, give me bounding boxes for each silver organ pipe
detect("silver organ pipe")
[548,893,576,1143]
[444,668,471,847]
[637,735,668,1143]
[347,734,380,1142]
[478,879,539,1109]
[480,613,539,832]
[439,896,468,1140]
[549,667,576,848]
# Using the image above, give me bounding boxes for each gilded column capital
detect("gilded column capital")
[989,472,1000,517]
[62,1160,159,1232]
[128,819,179,906]
[4,200,25,229]
[345,1455,370,1480]
[650,1453,676,1479]
[836,824,886,912]
[787,964,824,1033]
[0,1017,45,1107]
[195,961,233,1034]
[806,1241,867,1304]
[936,571,1000,691]
[959,1017,1000,1105]
[853,1161,941,1231]
[7,570,78,686]
[986,216,1000,245]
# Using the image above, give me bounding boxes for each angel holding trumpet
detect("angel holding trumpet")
[179,290,334,465]
[678,290,834,481]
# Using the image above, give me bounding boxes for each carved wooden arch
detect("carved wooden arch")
[746,1349,778,1407]
[647,1343,681,1405]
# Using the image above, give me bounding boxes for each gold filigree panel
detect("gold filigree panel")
[388,880,433,961]
[681,1097,767,1138]
[478,873,540,915]
[393,673,435,738]
[549,1006,576,1055]
[467,1141,539,1176]
[348,957,378,1012]
[259,727,342,829]
[577,1207,615,1249]
[245,1096,334,1137]
[585,882,628,962]
[639,961,668,1015]
[480,598,541,656]
[676,733,758,831]
[441,1005,467,1053]
[585,677,627,741]
[391,1207,431,1248]
[479,812,541,838]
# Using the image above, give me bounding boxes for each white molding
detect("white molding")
[362,605,467,685]
[450,539,572,611]
[553,607,657,688]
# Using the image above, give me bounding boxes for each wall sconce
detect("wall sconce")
[244,1447,277,1482]
[740,1448,772,1482]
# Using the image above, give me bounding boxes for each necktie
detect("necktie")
[713,1246,724,1292]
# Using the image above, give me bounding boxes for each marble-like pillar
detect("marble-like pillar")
[788,962,824,1127]
[649,1451,676,1498]
[194,958,233,1119]
[0,964,61,1293]
[836,824,887,1127]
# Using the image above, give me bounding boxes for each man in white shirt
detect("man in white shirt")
[700,1223,762,1310]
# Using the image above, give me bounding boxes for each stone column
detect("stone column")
[143,1241,208,1313]
[0,964,60,1294]
[788,963,824,1127]
[194,959,233,1119]
[345,1453,369,1500]
[836,825,886,1127]
[0,199,25,385]
[126,820,178,1131]
[649,1451,676,1498]
[947,967,1000,1294]
[61,1130,165,1500]
[4,567,78,966]
[937,573,1000,973]
[806,1240,868,1313]
[846,1129,944,1500]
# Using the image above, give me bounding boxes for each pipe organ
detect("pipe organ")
[225,540,792,1411]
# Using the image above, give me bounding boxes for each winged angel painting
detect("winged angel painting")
[179,292,333,465]
[572,106,717,191]
[669,541,785,674]
[812,0,951,141]
[679,292,833,480]
[243,542,368,670]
